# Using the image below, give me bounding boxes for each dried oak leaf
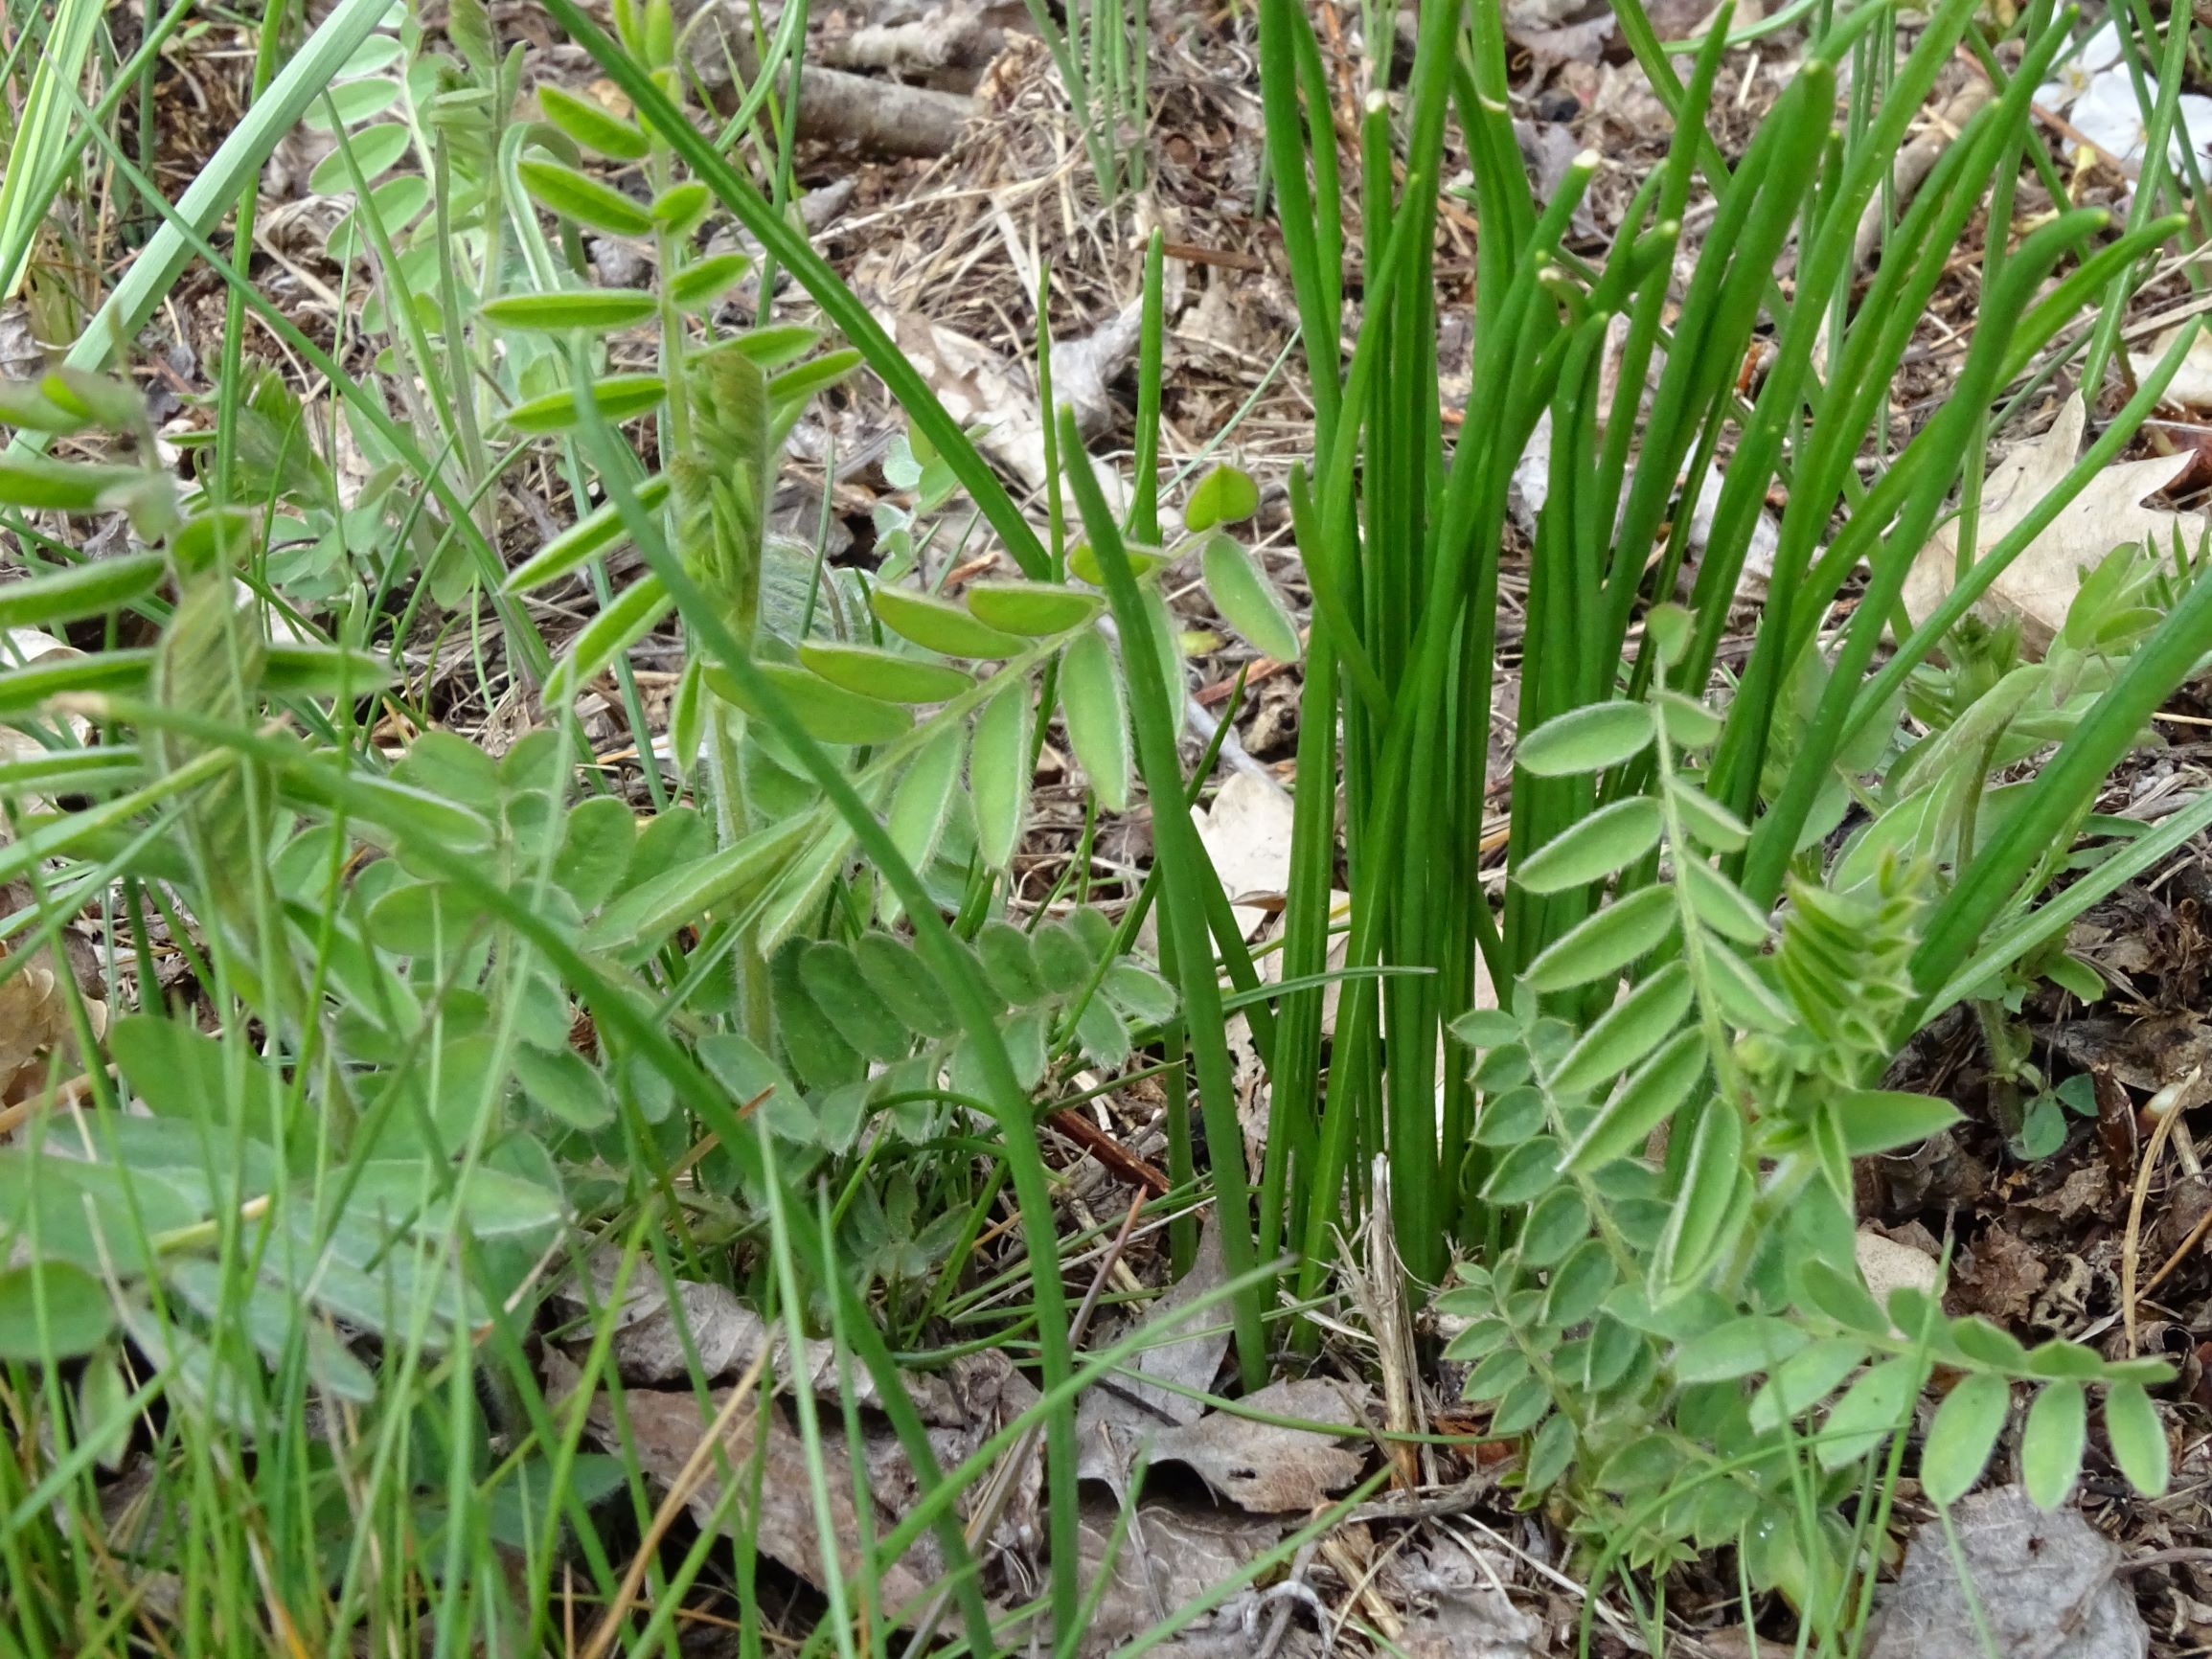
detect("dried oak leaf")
[1148,1378,1369,1513]
[1902,394,2207,655]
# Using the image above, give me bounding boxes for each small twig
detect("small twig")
[2123,1071,2197,1355]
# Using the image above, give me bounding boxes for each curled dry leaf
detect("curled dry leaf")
[573,1375,929,1610]
[1866,1485,2147,1659]
[1902,394,2208,655]
[554,1248,962,1420]
[1148,1377,1370,1512]
[1075,1225,1229,1482]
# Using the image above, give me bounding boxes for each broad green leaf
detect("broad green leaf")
[1553,961,1693,1094]
[349,1163,567,1239]
[1516,797,1663,895]
[970,672,1033,869]
[1463,1348,1531,1404]
[1058,627,1130,810]
[1653,689,1722,749]
[1474,1085,1545,1147]
[0,552,164,628]
[888,722,963,872]
[1673,1315,1809,1383]
[1562,1027,1706,1173]
[797,641,970,704]
[328,173,431,257]
[1490,1374,1551,1436]
[728,323,825,369]
[501,374,667,434]
[2022,1379,2087,1507]
[1749,1337,1869,1434]
[1702,943,1793,1033]
[1516,702,1653,777]
[1519,1187,1590,1267]
[1668,778,1750,852]
[1921,1372,2009,1505]
[1067,541,1166,584]
[1816,1355,1919,1470]
[1199,534,1301,662]
[1680,858,1769,945]
[1481,1136,1562,1205]
[799,941,912,1062]
[308,122,411,193]
[554,796,639,912]
[2104,1381,2169,1497]
[480,288,657,333]
[964,580,1103,636]
[536,83,650,159]
[1075,997,1132,1070]
[669,252,751,311]
[708,661,912,746]
[517,157,653,235]
[975,920,1044,1004]
[304,76,401,128]
[767,351,864,410]
[0,1261,114,1360]
[0,456,161,516]
[2025,1338,2105,1380]
[1949,1315,2028,1371]
[1103,961,1176,1027]
[512,1044,614,1131]
[854,932,960,1037]
[1184,463,1260,531]
[1524,886,1678,993]
[584,818,805,951]
[1451,1008,1520,1048]
[262,644,397,697]
[1138,584,1184,711]
[758,815,859,954]
[870,585,1026,658]
[1543,1242,1616,1329]
[1524,1413,1577,1493]
[1834,1089,1962,1156]
[651,180,710,235]
[770,944,864,1090]
[1795,1258,1890,1335]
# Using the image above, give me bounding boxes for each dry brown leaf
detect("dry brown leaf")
[1149,1378,1369,1512]
[1060,1494,1285,1655]
[1902,394,2208,654]
[1866,1485,2146,1659]
[554,1250,961,1420]
[2131,325,2212,409]
[1075,1226,1229,1483]
[1395,1544,1544,1659]
[576,1378,928,1609]
[1192,771,1294,942]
